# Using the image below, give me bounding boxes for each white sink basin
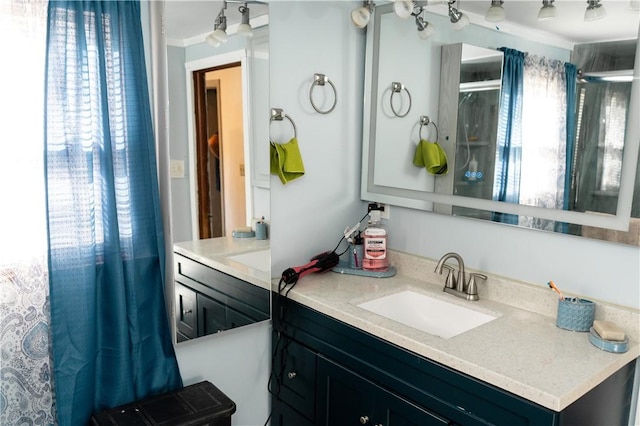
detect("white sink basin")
[227,250,270,272]
[357,290,497,339]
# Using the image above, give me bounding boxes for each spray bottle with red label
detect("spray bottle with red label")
[362,204,389,271]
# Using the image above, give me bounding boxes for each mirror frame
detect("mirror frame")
[361,3,639,232]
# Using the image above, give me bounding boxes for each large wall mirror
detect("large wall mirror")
[165,1,270,343]
[362,1,639,244]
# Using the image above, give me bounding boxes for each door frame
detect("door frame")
[185,50,252,240]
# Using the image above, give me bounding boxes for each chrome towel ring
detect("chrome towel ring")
[309,73,337,114]
[270,108,298,142]
[419,115,439,142]
[390,82,412,118]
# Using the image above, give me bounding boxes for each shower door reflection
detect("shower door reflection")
[451,49,502,220]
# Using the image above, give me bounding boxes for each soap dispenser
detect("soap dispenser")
[362,206,389,271]
[467,154,478,181]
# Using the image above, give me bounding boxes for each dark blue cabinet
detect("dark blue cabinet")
[317,355,449,426]
[174,253,269,340]
[271,294,636,426]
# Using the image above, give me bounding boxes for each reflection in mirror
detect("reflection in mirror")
[361,2,639,244]
[193,64,246,239]
[165,1,271,343]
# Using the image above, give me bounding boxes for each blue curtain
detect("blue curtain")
[44,1,182,424]
[492,48,525,224]
[563,63,578,211]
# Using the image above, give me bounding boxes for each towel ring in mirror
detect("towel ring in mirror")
[309,73,337,114]
[390,82,412,118]
[419,115,439,142]
[270,108,298,142]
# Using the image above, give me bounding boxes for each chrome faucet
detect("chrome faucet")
[434,252,486,301]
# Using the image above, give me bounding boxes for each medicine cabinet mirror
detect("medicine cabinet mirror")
[164,1,271,343]
[361,2,639,243]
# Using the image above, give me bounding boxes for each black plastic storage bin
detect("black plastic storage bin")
[90,381,236,426]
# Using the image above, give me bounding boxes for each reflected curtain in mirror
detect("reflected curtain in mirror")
[493,48,578,232]
[45,2,182,424]
[492,48,524,225]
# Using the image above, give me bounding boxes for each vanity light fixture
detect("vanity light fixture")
[413,8,435,39]
[351,0,375,28]
[206,2,228,47]
[537,0,557,20]
[394,0,415,19]
[584,0,606,21]
[237,3,253,37]
[484,0,505,22]
[448,0,470,30]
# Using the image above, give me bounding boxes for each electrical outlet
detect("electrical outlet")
[380,203,390,220]
[170,160,184,178]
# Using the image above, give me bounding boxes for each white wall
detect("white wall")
[175,321,271,426]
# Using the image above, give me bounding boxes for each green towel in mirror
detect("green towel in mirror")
[413,139,448,175]
[270,137,305,184]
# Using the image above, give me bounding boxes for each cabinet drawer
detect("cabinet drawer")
[175,282,197,339]
[272,333,317,421]
[175,254,269,322]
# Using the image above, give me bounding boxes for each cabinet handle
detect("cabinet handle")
[182,309,193,315]
[287,372,297,379]
[359,416,369,424]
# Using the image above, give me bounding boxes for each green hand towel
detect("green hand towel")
[413,139,448,175]
[270,137,305,184]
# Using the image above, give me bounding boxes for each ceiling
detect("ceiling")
[164,1,639,45]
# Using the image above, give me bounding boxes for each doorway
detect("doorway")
[192,63,246,239]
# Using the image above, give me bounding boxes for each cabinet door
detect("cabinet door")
[197,293,226,336]
[272,334,317,422]
[175,282,197,340]
[317,355,449,426]
[316,355,378,426]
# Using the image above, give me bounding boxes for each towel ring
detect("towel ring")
[270,108,297,141]
[419,115,439,142]
[309,73,337,114]
[390,82,412,118]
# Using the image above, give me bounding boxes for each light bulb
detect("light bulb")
[537,1,557,21]
[584,1,606,21]
[451,12,469,30]
[351,6,371,28]
[237,23,253,37]
[212,28,227,43]
[485,1,505,22]
[206,33,221,47]
[394,1,414,19]
[418,23,435,39]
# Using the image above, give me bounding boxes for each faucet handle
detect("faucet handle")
[441,264,456,289]
[466,273,487,297]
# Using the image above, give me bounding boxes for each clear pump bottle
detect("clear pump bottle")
[362,208,389,271]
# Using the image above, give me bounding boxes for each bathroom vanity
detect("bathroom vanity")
[270,251,639,426]
[173,238,270,342]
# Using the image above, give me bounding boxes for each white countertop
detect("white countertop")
[273,250,640,412]
[174,237,270,290]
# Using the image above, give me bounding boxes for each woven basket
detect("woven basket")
[556,298,595,332]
